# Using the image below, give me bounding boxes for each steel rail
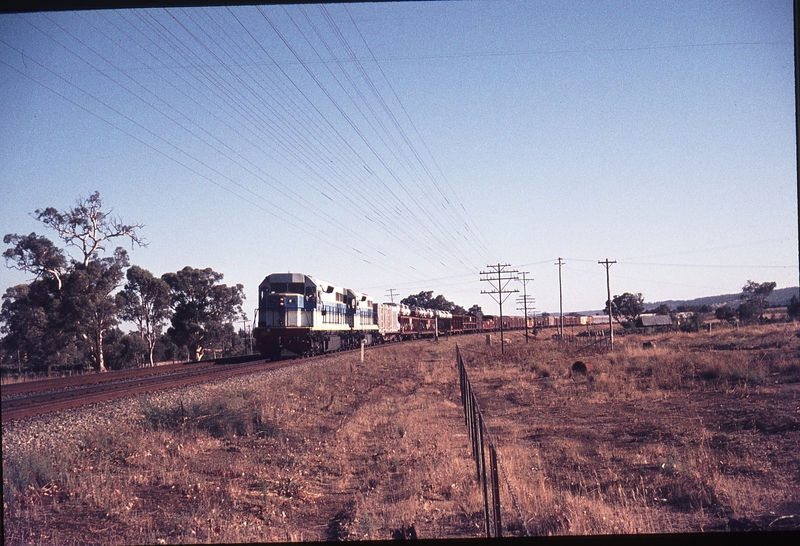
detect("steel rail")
[1,357,273,423]
[1,360,214,399]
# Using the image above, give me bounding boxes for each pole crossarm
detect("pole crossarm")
[480,264,519,354]
[479,263,520,304]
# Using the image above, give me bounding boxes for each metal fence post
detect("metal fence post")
[456,345,532,537]
[479,413,490,537]
[490,445,502,537]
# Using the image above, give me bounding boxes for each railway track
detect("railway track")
[1,355,276,423]
[1,333,493,424]
[1,361,214,399]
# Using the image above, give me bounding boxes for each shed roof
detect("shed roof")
[638,315,672,327]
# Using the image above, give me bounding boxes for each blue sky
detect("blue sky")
[0,1,796,320]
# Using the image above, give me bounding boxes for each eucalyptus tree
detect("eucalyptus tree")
[162,266,245,362]
[401,290,466,314]
[739,280,776,322]
[117,265,172,367]
[605,292,645,327]
[2,192,145,372]
[33,191,144,267]
[62,249,130,372]
[0,279,80,374]
[3,233,68,290]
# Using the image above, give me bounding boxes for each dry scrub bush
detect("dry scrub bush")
[494,442,659,536]
[139,388,279,439]
[4,383,300,544]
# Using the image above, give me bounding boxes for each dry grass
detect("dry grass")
[3,324,800,542]
[3,340,486,543]
[463,324,800,535]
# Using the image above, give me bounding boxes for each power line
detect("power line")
[7,8,497,281]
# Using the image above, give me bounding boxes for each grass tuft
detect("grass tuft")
[138,389,279,440]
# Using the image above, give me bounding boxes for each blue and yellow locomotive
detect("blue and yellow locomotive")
[253,273,377,359]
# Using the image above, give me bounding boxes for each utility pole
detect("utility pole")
[243,316,253,354]
[480,264,519,354]
[516,271,534,343]
[385,288,398,303]
[598,259,616,350]
[252,308,261,354]
[555,257,565,339]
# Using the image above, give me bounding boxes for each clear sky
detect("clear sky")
[0,0,796,321]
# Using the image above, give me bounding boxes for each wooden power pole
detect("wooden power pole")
[480,264,519,354]
[555,257,565,339]
[516,271,534,343]
[598,259,616,350]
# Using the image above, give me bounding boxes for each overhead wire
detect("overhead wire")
[312,4,484,270]
[200,7,490,276]
[5,7,792,305]
[341,3,494,260]
[0,37,374,268]
[3,13,401,273]
[225,6,474,271]
[255,5,482,272]
[135,6,477,274]
[118,7,449,269]
[277,5,472,266]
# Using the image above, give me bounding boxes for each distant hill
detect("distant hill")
[575,286,799,316]
[645,286,799,311]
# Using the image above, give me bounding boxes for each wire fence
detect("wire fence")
[455,345,529,537]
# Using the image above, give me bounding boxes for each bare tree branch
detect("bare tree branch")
[34,191,147,267]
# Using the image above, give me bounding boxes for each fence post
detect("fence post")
[472,392,480,478]
[456,345,531,537]
[490,445,502,537]
[479,413,490,537]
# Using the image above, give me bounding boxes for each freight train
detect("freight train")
[253,272,539,360]
[533,314,594,328]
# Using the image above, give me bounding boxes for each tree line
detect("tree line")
[1,192,246,375]
[605,280,799,331]
[399,290,481,316]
